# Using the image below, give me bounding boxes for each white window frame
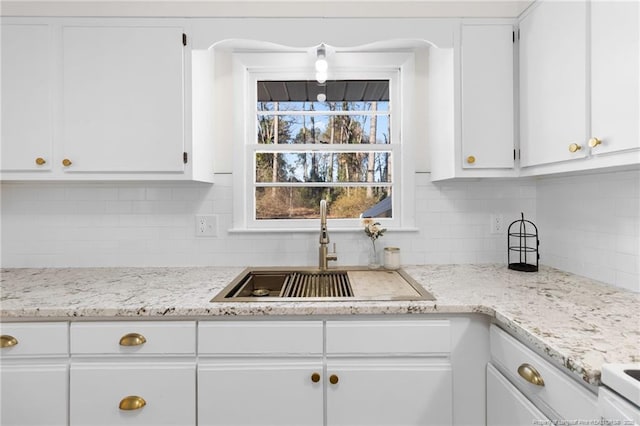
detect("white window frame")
[232,51,416,231]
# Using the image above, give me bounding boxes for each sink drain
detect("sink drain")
[251,288,270,297]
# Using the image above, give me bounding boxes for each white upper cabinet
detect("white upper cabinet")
[461,24,515,170]
[1,19,214,182]
[590,1,639,157]
[519,0,640,174]
[61,25,185,173]
[429,22,516,181]
[1,23,53,172]
[519,1,588,168]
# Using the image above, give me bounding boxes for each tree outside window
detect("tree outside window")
[254,80,393,220]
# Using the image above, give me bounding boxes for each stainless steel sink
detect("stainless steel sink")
[211,267,435,302]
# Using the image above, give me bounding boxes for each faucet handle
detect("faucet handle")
[327,243,338,262]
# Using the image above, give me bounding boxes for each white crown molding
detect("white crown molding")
[1,0,533,18]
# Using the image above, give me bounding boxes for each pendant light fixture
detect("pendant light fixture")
[315,44,328,84]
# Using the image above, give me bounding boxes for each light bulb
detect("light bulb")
[315,58,328,73]
[315,72,327,84]
[317,93,326,102]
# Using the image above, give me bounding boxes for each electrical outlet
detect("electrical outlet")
[195,215,217,237]
[490,214,504,234]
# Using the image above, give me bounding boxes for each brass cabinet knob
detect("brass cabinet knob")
[311,372,321,383]
[568,143,582,153]
[466,155,476,164]
[588,137,602,148]
[35,157,46,165]
[517,363,545,386]
[0,335,18,348]
[329,374,339,385]
[119,395,146,411]
[62,158,72,167]
[119,333,147,346]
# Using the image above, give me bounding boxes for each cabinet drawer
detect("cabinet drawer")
[490,325,598,420]
[70,362,195,426]
[487,363,550,425]
[198,321,323,355]
[71,321,195,355]
[326,320,450,355]
[0,322,68,356]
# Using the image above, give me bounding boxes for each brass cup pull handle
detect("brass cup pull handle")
[62,158,72,167]
[311,372,321,383]
[119,333,147,346]
[0,335,18,348]
[119,395,146,411]
[588,137,602,148]
[466,155,476,164]
[517,363,545,386]
[568,143,582,153]
[35,157,46,165]
[329,374,339,385]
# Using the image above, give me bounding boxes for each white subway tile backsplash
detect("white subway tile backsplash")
[145,188,173,201]
[118,187,146,200]
[537,170,639,292]
[2,170,637,291]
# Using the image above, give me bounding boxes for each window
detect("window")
[255,80,393,222]
[232,51,415,230]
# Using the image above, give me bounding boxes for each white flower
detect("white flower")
[363,219,386,241]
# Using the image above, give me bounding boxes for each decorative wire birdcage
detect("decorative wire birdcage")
[507,212,539,272]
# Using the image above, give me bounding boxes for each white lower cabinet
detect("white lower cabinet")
[488,324,599,422]
[326,360,452,426]
[198,360,324,426]
[326,320,453,426]
[0,363,68,426]
[198,319,453,426]
[70,362,196,426]
[0,322,69,426]
[197,320,323,426]
[3,318,619,426]
[487,363,549,425]
[69,321,197,426]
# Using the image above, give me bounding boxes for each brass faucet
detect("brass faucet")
[319,200,337,270]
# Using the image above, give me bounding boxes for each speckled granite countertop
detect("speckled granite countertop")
[1,264,638,387]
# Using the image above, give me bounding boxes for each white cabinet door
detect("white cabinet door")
[599,387,640,425]
[0,364,68,426]
[70,362,195,426]
[519,1,587,167]
[198,361,323,426]
[1,23,53,172]
[487,363,549,426]
[61,25,185,173]
[591,1,640,156]
[326,360,452,426]
[461,24,514,170]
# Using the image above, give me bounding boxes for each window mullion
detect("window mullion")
[255,182,393,187]
[252,144,396,152]
[257,110,390,117]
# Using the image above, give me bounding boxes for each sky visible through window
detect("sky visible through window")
[254,82,393,220]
